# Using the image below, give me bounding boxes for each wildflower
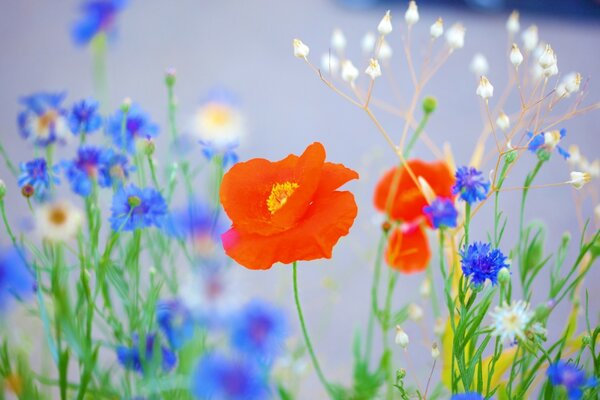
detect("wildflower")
[423,197,458,229]
[230,299,287,361]
[460,242,509,286]
[374,159,454,222]
[341,60,359,83]
[18,92,69,147]
[386,224,431,273]
[192,353,269,400]
[431,343,440,359]
[106,103,159,153]
[451,393,484,400]
[361,32,376,54]
[569,171,591,190]
[496,111,510,131]
[35,201,83,242]
[219,142,358,270]
[98,148,132,186]
[506,10,520,34]
[157,299,195,350]
[408,303,423,321]
[109,184,168,231]
[547,361,597,400]
[0,247,35,311]
[21,185,35,199]
[543,63,559,78]
[365,58,382,80]
[395,326,409,349]
[378,40,393,61]
[292,39,309,59]
[469,53,489,76]
[430,18,444,39]
[452,166,490,203]
[521,25,539,51]
[18,158,59,201]
[69,99,102,135]
[538,44,557,69]
[558,72,582,98]
[320,53,340,75]
[510,43,524,68]
[446,23,465,50]
[568,145,581,166]
[587,160,600,178]
[404,2,419,25]
[71,0,128,45]
[527,129,570,159]
[116,333,177,375]
[331,28,346,52]
[419,278,431,297]
[378,10,393,36]
[476,76,494,100]
[63,146,104,196]
[434,318,445,336]
[491,300,533,343]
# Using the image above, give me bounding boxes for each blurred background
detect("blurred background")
[1,0,599,398]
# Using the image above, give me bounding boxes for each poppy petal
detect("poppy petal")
[313,162,359,198]
[385,224,431,273]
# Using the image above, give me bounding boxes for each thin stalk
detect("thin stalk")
[365,231,387,363]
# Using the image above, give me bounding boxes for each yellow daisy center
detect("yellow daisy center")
[49,206,67,226]
[205,105,231,127]
[266,181,299,214]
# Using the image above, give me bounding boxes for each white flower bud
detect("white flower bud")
[538,44,557,69]
[405,1,419,26]
[567,145,581,166]
[588,160,600,178]
[341,60,359,83]
[543,63,558,78]
[320,53,340,75]
[510,43,523,68]
[569,171,591,190]
[378,40,393,61]
[408,303,424,321]
[543,130,561,149]
[565,72,582,94]
[293,39,310,59]
[506,10,520,34]
[521,25,538,52]
[496,111,510,131]
[556,83,568,98]
[431,343,440,359]
[419,278,431,297]
[365,58,382,80]
[331,29,347,53]
[430,18,444,39]
[476,76,494,99]
[361,32,376,54]
[497,267,511,285]
[378,10,393,36]
[434,318,445,336]
[470,53,489,76]
[446,23,465,50]
[395,326,409,349]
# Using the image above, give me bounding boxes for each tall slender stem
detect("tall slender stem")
[365,231,387,363]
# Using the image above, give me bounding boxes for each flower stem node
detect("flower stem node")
[430,18,444,39]
[476,76,494,100]
[378,10,393,36]
[365,58,382,80]
[506,10,520,34]
[293,39,310,59]
[422,96,437,114]
[405,2,419,26]
[569,171,591,190]
[395,326,409,349]
[165,68,176,87]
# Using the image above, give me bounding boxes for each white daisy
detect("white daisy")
[191,93,246,151]
[35,201,83,242]
[490,300,533,343]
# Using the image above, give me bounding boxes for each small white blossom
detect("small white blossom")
[408,303,424,321]
[293,39,309,59]
[595,205,600,221]
[365,58,382,80]
[419,278,431,297]
[564,72,582,94]
[434,318,445,336]
[538,44,557,69]
[506,10,520,34]
[378,10,393,36]
[491,301,533,343]
[470,53,489,76]
[341,60,359,83]
[395,326,409,349]
[361,32,376,54]
[556,83,568,98]
[431,343,440,359]
[36,201,83,242]
[331,28,347,53]
[320,53,340,75]
[430,18,444,39]
[569,171,591,190]
[521,25,539,52]
[587,160,600,178]
[543,130,562,150]
[510,43,524,68]
[567,145,581,166]
[378,40,393,61]
[445,23,465,49]
[543,63,559,78]
[496,111,510,131]
[404,1,419,26]
[476,75,494,99]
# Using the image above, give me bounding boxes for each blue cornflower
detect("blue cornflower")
[106,104,159,153]
[109,184,168,231]
[0,247,36,312]
[18,158,59,201]
[71,0,128,45]
[450,393,484,400]
[69,99,102,135]
[18,92,69,147]
[423,197,458,229]
[230,299,287,361]
[116,333,176,375]
[527,129,570,160]
[63,146,103,196]
[157,299,195,350]
[98,148,132,187]
[452,166,490,203]
[460,242,509,286]
[547,361,597,400]
[192,353,269,400]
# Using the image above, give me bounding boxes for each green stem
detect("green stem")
[383,269,398,400]
[403,112,430,158]
[0,141,18,176]
[0,200,17,246]
[426,262,440,318]
[166,83,178,143]
[292,262,334,398]
[365,231,387,363]
[518,159,545,269]
[464,202,471,247]
[91,33,108,108]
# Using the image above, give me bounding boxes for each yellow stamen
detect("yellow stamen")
[266,181,299,214]
[49,206,67,226]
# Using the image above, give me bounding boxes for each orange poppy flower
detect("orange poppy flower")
[220,142,359,270]
[374,159,454,222]
[385,224,431,273]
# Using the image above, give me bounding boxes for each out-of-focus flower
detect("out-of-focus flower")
[430,18,444,39]
[331,28,346,53]
[431,343,440,359]
[18,92,69,147]
[476,76,494,100]
[116,333,176,375]
[18,158,59,201]
[293,39,309,59]
[510,44,524,68]
[361,32,376,54]
[506,10,520,34]
[69,99,102,135]
[35,201,83,242]
[408,303,423,321]
[547,361,598,400]
[63,146,103,196]
[157,299,195,350]
[423,197,458,229]
[521,25,539,52]
[320,53,340,75]
[419,278,431,297]
[404,1,419,26]
[490,300,532,343]
[496,111,510,131]
[386,224,430,273]
[569,171,591,190]
[378,40,393,61]
[568,145,581,166]
[557,72,582,98]
[460,242,509,286]
[192,353,269,400]
[527,129,570,160]
[452,166,490,204]
[378,10,392,36]
[230,299,287,361]
[99,148,132,186]
[538,44,557,69]
[71,0,128,45]
[365,58,382,80]
[451,393,484,400]
[0,247,35,311]
[106,103,159,154]
[446,23,465,50]
[395,326,409,349]
[341,60,359,83]
[109,184,168,231]
[220,142,358,270]
[470,53,489,76]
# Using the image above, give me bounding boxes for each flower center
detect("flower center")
[49,207,67,226]
[266,181,299,214]
[37,110,58,135]
[205,105,232,127]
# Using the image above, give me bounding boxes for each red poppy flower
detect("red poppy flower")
[385,224,431,273]
[373,159,454,222]
[220,142,359,270]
